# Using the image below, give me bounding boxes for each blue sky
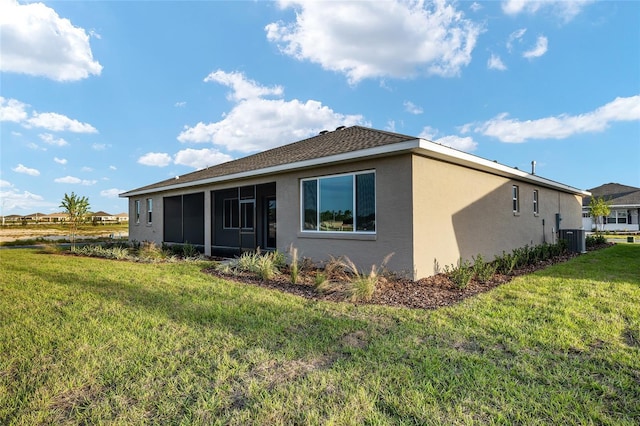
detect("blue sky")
[1,0,638,216]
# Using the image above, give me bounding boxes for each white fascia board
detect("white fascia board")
[414,139,591,197]
[119,140,422,197]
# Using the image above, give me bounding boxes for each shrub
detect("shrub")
[444,258,474,289]
[586,234,606,248]
[234,250,280,281]
[472,254,497,283]
[181,242,199,259]
[316,253,393,302]
[139,241,164,260]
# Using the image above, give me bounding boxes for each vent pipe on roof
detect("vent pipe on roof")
[335,125,345,131]
[319,130,329,135]
[531,160,536,175]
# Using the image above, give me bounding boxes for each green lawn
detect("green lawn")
[1,246,638,425]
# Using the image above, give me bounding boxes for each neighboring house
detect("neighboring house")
[91,211,117,223]
[582,183,640,232]
[2,215,23,224]
[21,213,46,223]
[121,126,588,280]
[40,212,68,223]
[115,212,129,223]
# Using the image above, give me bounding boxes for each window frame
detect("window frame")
[223,198,239,229]
[134,200,141,224]
[512,185,520,214]
[300,170,376,234]
[533,189,539,215]
[146,198,153,224]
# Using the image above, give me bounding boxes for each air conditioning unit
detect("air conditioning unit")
[559,229,586,253]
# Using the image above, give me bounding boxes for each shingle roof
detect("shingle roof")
[583,182,640,207]
[122,126,415,194]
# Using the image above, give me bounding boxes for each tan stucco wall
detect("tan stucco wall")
[411,154,584,278]
[127,152,583,280]
[276,155,415,277]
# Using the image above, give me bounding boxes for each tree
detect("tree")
[589,196,610,233]
[60,192,90,248]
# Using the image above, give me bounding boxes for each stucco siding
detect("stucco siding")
[276,155,415,276]
[411,154,584,278]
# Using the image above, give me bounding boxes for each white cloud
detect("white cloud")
[174,101,186,107]
[474,95,640,143]
[204,70,283,101]
[54,157,67,165]
[502,0,592,22]
[523,36,548,59]
[0,188,51,212]
[92,143,107,150]
[266,0,482,84]
[488,54,507,71]
[27,112,97,133]
[0,96,97,134]
[109,165,117,170]
[138,152,172,167]
[81,166,93,172]
[418,126,477,152]
[0,96,28,122]
[0,0,102,81]
[54,175,97,185]
[39,133,69,146]
[470,2,482,12]
[100,188,124,198]
[404,101,423,115]
[433,135,478,152]
[0,179,14,188]
[12,163,40,176]
[178,70,366,153]
[506,28,526,53]
[174,148,233,170]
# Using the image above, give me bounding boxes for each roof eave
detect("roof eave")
[120,139,422,198]
[414,139,591,197]
[119,137,590,198]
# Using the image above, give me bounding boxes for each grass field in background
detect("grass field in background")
[1,245,638,424]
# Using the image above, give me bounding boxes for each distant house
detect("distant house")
[40,212,68,223]
[21,213,46,223]
[115,212,129,223]
[121,126,588,279]
[91,211,117,223]
[582,183,640,231]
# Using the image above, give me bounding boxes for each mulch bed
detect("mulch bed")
[203,244,612,310]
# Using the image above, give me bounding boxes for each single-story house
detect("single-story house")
[582,183,640,232]
[121,126,588,279]
[115,212,129,222]
[40,212,68,223]
[90,211,118,223]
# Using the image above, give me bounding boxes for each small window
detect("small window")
[146,198,153,224]
[135,200,141,224]
[533,190,539,214]
[512,185,520,213]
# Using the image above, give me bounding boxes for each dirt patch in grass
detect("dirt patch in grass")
[204,244,613,310]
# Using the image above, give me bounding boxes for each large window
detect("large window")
[607,210,628,224]
[301,171,375,233]
[512,185,520,213]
